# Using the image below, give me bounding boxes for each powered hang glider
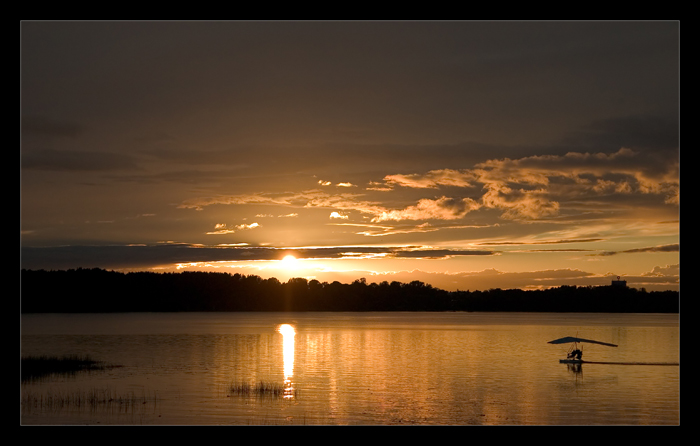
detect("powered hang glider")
[548,336,618,347]
[548,336,618,364]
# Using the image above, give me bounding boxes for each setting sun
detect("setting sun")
[281,255,298,269]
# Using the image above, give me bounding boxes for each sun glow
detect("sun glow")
[281,255,298,269]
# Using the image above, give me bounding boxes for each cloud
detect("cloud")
[561,115,679,153]
[236,222,260,230]
[391,247,493,258]
[21,148,138,172]
[206,223,236,235]
[178,190,387,217]
[22,115,83,138]
[20,243,498,271]
[311,180,356,187]
[206,222,260,235]
[376,148,678,220]
[371,197,481,222]
[641,263,679,277]
[383,169,474,189]
[476,148,679,204]
[588,243,679,256]
[622,244,679,253]
[365,181,394,191]
[178,191,318,211]
[329,212,349,219]
[481,186,560,220]
[351,222,441,237]
[477,238,604,246]
[176,147,677,227]
[256,213,298,218]
[328,221,443,237]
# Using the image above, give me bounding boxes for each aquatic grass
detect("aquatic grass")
[228,381,298,399]
[21,354,108,382]
[21,386,158,412]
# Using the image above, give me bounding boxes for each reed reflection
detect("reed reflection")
[277,324,296,398]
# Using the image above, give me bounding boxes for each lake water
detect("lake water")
[20,312,680,425]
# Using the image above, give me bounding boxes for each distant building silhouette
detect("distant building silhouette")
[611,276,627,287]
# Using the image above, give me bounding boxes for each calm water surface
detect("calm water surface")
[20,312,680,425]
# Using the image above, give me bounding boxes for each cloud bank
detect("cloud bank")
[177,148,678,224]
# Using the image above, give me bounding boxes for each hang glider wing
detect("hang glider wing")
[547,336,618,347]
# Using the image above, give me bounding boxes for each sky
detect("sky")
[20,21,680,292]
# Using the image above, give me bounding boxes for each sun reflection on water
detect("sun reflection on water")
[277,324,296,398]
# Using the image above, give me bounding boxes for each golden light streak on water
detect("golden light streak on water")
[277,323,296,398]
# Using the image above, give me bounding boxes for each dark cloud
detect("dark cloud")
[589,244,679,256]
[21,21,679,148]
[477,238,604,246]
[21,115,83,138]
[21,148,139,172]
[562,115,679,152]
[622,244,679,253]
[20,244,497,271]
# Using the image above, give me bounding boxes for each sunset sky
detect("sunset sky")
[20,21,679,291]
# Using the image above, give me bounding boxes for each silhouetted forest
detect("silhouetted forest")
[20,268,679,314]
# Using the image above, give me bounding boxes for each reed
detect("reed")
[21,354,106,382]
[228,381,297,399]
[21,386,157,412]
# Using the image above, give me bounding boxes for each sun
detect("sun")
[281,255,298,269]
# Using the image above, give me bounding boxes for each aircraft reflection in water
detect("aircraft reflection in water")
[277,324,296,398]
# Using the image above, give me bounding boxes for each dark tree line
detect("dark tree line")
[20,268,679,314]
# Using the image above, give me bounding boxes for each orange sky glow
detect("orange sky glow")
[21,21,679,292]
